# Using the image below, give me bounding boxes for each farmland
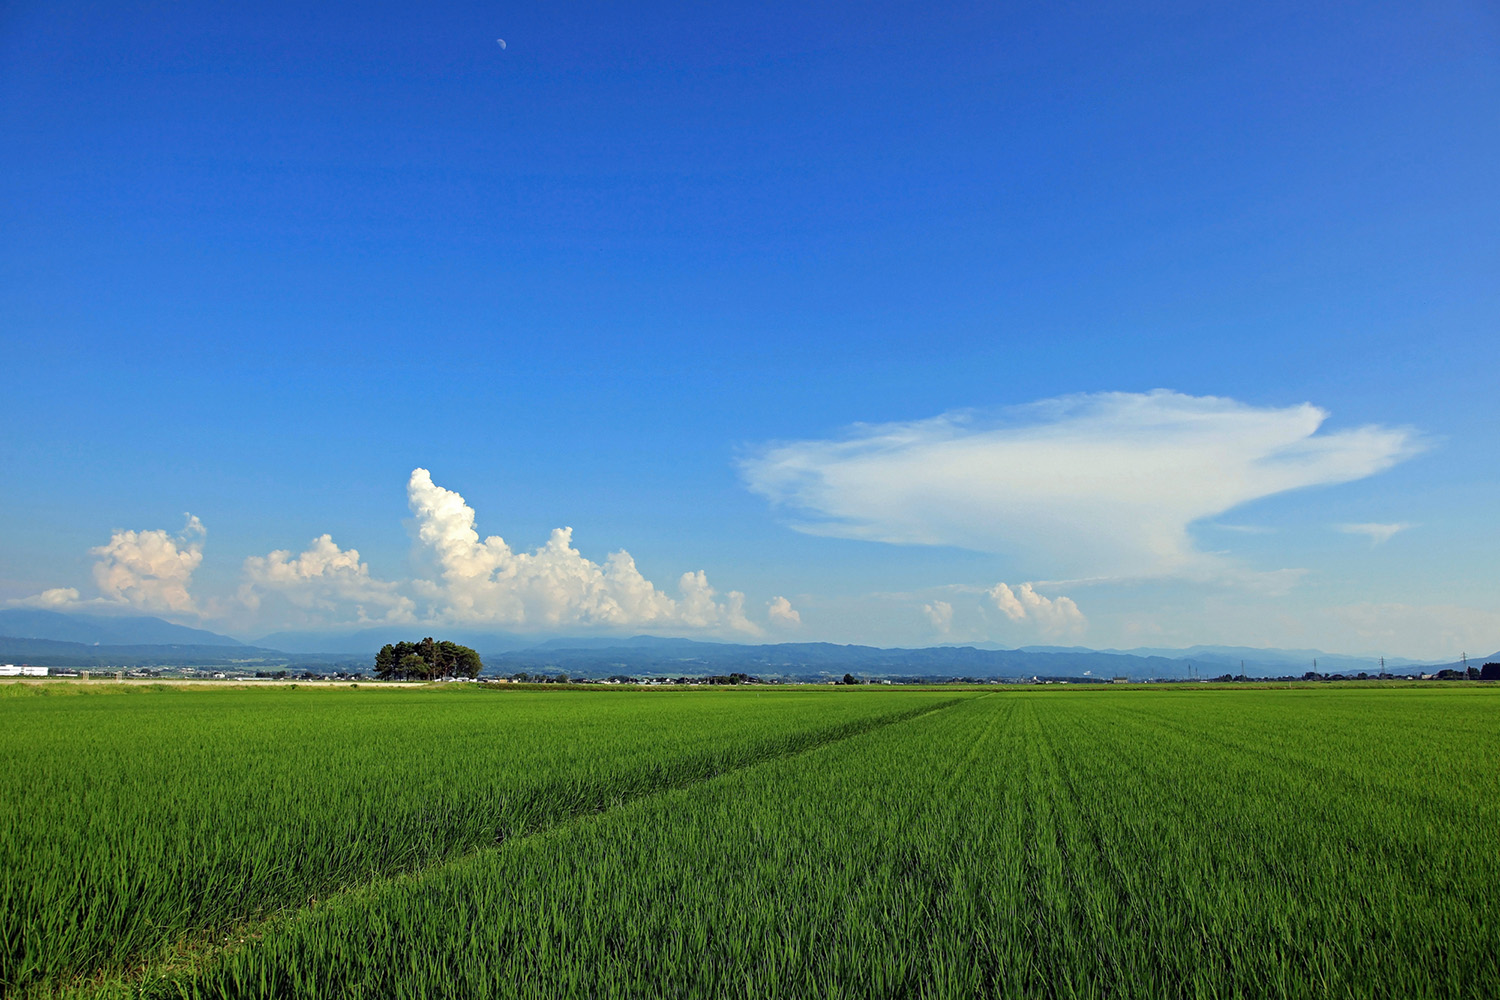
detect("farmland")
[3,684,1497,998]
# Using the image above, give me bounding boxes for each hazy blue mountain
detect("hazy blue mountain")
[5,615,1483,678]
[1114,645,1336,666]
[1025,644,1436,671]
[254,627,530,655]
[528,635,719,651]
[489,638,1485,681]
[489,641,1186,681]
[1426,652,1500,674]
[0,636,284,668]
[0,609,246,647]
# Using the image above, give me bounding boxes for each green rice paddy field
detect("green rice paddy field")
[2,683,1496,998]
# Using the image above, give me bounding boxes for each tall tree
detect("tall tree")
[374,638,483,680]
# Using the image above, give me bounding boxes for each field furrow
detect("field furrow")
[1,686,964,995]
[7,685,1496,999]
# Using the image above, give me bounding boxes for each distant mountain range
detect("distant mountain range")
[487,638,1497,681]
[487,639,1188,681]
[252,627,530,655]
[0,636,287,669]
[1,611,1493,679]
[0,609,247,647]
[1020,644,1432,673]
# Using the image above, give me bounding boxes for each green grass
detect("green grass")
[5,684,1497,998]
[0,684,957,995]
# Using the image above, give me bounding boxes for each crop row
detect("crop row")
[144,688,1500,1000]
[0,685,961,994]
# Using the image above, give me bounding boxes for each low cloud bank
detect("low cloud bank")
[13,587,82,610]
[14,471,788,636]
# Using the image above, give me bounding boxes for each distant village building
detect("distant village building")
[0,665,47,677]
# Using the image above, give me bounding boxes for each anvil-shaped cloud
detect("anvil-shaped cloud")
[741,391,1421,582]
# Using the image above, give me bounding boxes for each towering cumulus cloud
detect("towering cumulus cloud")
[988,582,1086,636]
[923,600,954,635]
[407,469,760,633]
[13,471,779,635]
[767,595,802,627]
[240,535,414,624]
[742,391,1421,581]
[90,515,205,614]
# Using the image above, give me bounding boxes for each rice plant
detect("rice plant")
[8,685,1497,998]
[147,687,1500,1000]
[0,684,957,995]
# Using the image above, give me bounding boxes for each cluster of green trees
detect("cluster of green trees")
[374,638,483,680]
[1435,666,1489,681]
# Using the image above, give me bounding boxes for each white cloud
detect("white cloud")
[987,582,1086,637]
[675,569,756,632]
[240,534,415,625]
[89,515,205,614]
[923,600,954,634]
[1210,523,1278,535]
[1321,603,1500,660]
[13,472,784,636]
[1337,522,1410,546]
[767,595,802,627]
[9,587,82,609]
[742,390,1421,581]
[407,468,762,634]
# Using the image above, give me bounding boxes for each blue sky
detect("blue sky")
[3,1,1497,657]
